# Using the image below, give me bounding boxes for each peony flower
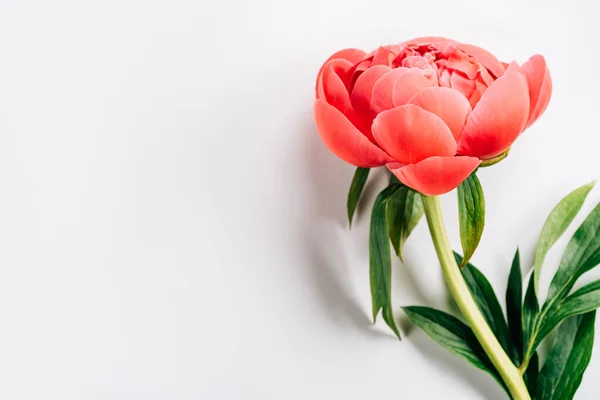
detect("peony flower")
[313,37,552,195]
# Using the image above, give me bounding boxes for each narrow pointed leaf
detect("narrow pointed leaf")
[347,167,370,226]
[506,249,523,365]
[387,185,424,260]
[536,279,600,348]
[457,173,485,266]
[522,273,539,362]
[537,312,596,400]
[568,278,600,297]
[370,185,401,339]
[455,252,512,358]
[403,306,505,387]
[546,202,600,307]
[533,182,595,295]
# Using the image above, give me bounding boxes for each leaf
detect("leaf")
[537,312,596,400]
[347,167,370,226]
[455,252,512,358]
[403,306,497,377]
[522,272,539,361]
[535,279,600,347]
[370,185,401,339]
[524,352,539,396]
[457,173,485,267]
[546,202,600,306]
[387,185,424,261]
[568,278,600,297]
[533,182,595,296]
[506,249,523,365]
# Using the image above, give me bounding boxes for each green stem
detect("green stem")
[421,195,531,400]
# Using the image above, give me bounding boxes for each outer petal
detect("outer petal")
[504,61,520,74]
[323,48,367,66]
[351,65,391,117]
[454,42,505,78]
[316,59,353,100]
[350,65,391,140]
[520,55,552,128]
[370,67,408,115]
[372,104,457,165]
[388,156,481,196]
[408,87,472,141]
[457,72,530,159]
[321,63,354,116]
[391,68,438,106]
[314,100,392,167]
[315,49,367,96]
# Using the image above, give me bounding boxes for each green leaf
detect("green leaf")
[370,185,401,339]
[568,278,600,297]
[457,173,485,267]
[537,312,596,400]
[403,306,497,376]
[387,185,424,261]
[506,249,523,365]
[536,279,600,347]
[522,272,539,360]
[455,252,512,359]
[347,167,370,226]
[524,352,539,396]
[533,182,595,296]
[546,202,600,306]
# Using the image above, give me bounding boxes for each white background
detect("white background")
[0,0,599,399]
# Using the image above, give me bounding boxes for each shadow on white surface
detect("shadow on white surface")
[301,121,395,339]
[409,331,507,400]
[298,114,510,398]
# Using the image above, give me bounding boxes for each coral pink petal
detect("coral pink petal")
[450,72,476,101]
[316,59,353,99]
[520,55,552,128]
[351,65,392,118]
[316,50,365,97]
[391,68,438,106]
[326,48,366,65]
[321,64,354,116]
[372,104,457,165]
[408,87,472,142]
[454,43,505,78]
[370,67,408,115]
[314,99,392,167]
[388,156,481,196]
[371,46,401,66]
[504,61,521,74]
[457,72,530,159]
[350,65,391,141]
